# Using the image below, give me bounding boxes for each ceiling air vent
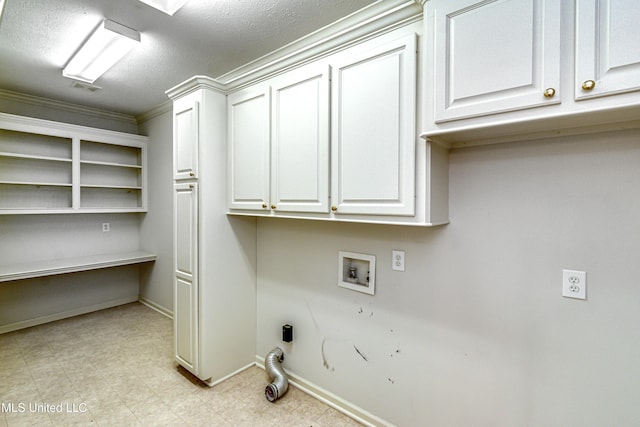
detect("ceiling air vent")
[70,81,102,92]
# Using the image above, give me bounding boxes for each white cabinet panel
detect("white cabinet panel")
[227,87,270,210]
[174,182,198,373]
[174,101,199,180]
[271,64,330,213]
[331,34,416,216]
[175,276,196,370]
[432,0,560,122]
[174,183,197,279]
[575,0,640,100]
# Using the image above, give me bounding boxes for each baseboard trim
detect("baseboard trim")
[138,296,173,319]
[0,296,138,334]
[205,362,256,388]
[255,355,393,427]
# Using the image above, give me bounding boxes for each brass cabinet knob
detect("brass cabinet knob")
[543,88,556,98]
[582,80,596,91]
[271,205,276,210]
[189,172,195,177]
[331,205,337,211]
[262,204,267,209]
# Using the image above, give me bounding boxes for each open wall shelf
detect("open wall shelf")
[0,113,148,214]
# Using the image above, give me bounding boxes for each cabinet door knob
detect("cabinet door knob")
[271,205,276,210]
[189,172,195,177]
[331,205,337,211]
[262,204,267,209]
[543,88,556,98]
[582,80,596,91]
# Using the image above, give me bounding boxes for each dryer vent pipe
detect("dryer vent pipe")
[264,347,288,402]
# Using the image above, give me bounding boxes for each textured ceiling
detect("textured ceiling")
[0,0,376,116]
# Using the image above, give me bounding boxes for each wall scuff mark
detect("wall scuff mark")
[354,345,368,362]
[307,302,335,372]
[321,338,335,371]
[306,302,321,333]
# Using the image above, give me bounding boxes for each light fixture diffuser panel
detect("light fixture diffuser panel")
[138,0,190,15]
[63,20,140,84]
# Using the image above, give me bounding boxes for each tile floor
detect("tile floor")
[0,302,363,426]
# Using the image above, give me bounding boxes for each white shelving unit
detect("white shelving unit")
[0,113,148,214]
[79,140,144,210]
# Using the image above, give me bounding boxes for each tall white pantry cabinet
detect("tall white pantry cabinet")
[168,78,256,386]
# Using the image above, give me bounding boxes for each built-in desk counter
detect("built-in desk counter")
[0,251,156,282]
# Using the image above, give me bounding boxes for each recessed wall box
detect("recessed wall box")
[338,251,376,295]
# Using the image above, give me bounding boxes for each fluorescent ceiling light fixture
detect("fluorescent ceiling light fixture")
[138,0,190,15]
[63,19,140,84]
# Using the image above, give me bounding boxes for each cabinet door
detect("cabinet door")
[575,0,640,100]
[331,34,416,216]
[174,100,199,180]
[174,182,198,372]
[271,64,330,213]
[227,87,270,211]
[431,0,560,122]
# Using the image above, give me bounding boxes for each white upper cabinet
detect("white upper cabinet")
[331,34,417,216]
[423,0,640,147]
[271,64,330,213]
[227,19,449,226]
[431,0,560,122]
[227,86,271,211]
[575,0,640,100]
[173,100,199,180]
[228,64,330,214]
[226,21,449,226]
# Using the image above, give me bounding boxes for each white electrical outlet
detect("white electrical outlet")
[102,223,110,232]
[392,250,405,271]
[562,269,586,300]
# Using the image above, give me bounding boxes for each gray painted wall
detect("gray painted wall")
[138,109,174,314]
[256,130,640,426]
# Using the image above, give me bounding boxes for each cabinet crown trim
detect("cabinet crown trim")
[166,0,423,98]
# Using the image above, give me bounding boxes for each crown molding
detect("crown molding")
[165,75,226,100]
[217,0,424,91]
[0,88,137,125]
[136,100,172,124]
[164,0,424,100]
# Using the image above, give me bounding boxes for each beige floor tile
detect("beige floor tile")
[316,406,369,427]
[1,303,363,427]
[4,409,54,427]
[90,403,140,427]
